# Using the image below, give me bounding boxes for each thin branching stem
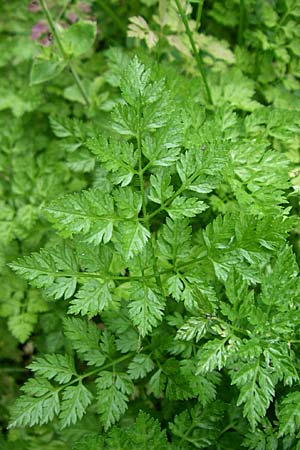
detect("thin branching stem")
[195,0,205,31]
[238,0,246,45]
[137,101,148,223]
[147,164,205,221]
[40,0,90,106]
[174,0,213,105]
[80,346,150,380]
[0,367,28,373]
[56,0,72,21]
[97,0,127,33]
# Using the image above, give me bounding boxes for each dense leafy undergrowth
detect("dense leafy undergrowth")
[1,0,300,448]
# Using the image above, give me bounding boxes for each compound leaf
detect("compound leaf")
[96,371,133,430]
[59,383,93,429]
[127,354,155,380]
[9,379,60,428]
[277,392,300,437]
[29,354,76,384]
[63,317,106,367]
[61,20,97,57]
[128,282,165,337]
[166,196,208,220]
[116,222,150,261]
[69,279,114,318]
[44,190,116,245]
[231,361,275,429]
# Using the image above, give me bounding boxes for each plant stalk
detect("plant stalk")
[147,160,206,221]
[238,0,246,45]
[137,102,148,223]
[56,0,72,21]
[69,63,90,106]
[195,0,205,31]
[174,0,213,105]
[97,0,127,33]
[40,0,90,106]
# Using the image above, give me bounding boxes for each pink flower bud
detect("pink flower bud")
[40,33,53,47]
[31,21,48,40]
[67,12,78,23]
[28,1,41,12]
[78,2,92,13]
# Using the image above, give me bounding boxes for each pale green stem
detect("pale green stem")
[0,367,28,373]
[238,0,246,45]
[56,0,72,21]
[174,0,213,105]
[147,163,206,221]
[97,0,127,33]
[195,0,205,31]
[40,0,90,106]
[137,101,148,223]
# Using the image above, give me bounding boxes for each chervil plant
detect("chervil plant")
[5,52,300,447]
[2,1,300,449]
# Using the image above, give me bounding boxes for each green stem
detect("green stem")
[150,235,165,296]
[30,270,156,281]
[97,0,127,33]
[91,356,128,378]
[238,0,246,45]
[25,253,209,285]
[81,347,150,380]
[175,251,208,271]
[40,0,66,55]
[195,0,205,31]
[40,0,90,106]
[280,11,290,25]
[69,62,90,106]
[211,316,249,338]
[0,367,28,373]
[147,163,206,221]
[174,0,213,105]
[147,182,186,221]
[253,51,261,80]
[31,350,139,407]
[137,102,148,223]
[141,159,153,175]
[56,0,72,21]
[179,423,197,447]
[218,422,237,438]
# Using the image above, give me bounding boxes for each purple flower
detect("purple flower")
[28,1,41,12]
[31,20,48,40]
[67,11,78,23]
[40,33,53,47]
[78,2,92,13]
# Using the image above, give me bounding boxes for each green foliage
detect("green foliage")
[169,402,225,448]
[9,245,79,299]
[30,58,68,85]
[72,411,172,449]
[63,317,106,367]
[8,375,93,430]
[96,371,134,430]
[107,411,171,449]
[59,383,93,429]
[61,20,97,58]
[9,379,61,428]
[28,354,76,384]
[2,0,300,448]
[278,392,300,437]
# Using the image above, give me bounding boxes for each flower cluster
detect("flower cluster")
[29,1,93,46]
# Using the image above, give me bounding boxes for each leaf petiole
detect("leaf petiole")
[40,0,90,106]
